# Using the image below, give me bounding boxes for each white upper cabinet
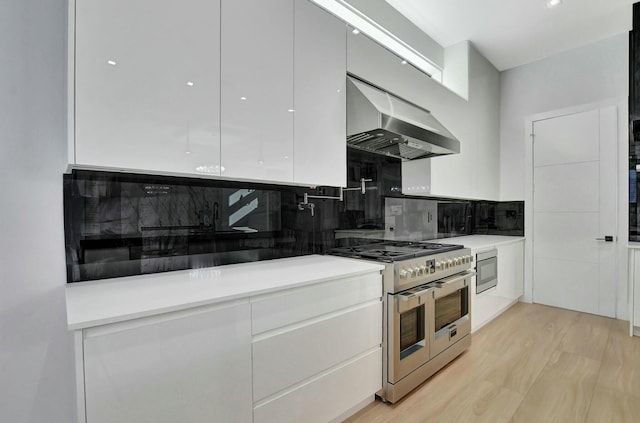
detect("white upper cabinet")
[220,0,295,182]
[294,1,347,187]
[74,0,222,175]
[73,0,348,186]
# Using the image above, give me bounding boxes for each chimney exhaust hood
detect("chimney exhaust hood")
[346,75,460,161]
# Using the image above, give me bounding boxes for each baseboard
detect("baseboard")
[634,326,640,337]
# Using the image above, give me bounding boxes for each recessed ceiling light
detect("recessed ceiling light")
[107,60,117,66]
[240,96,247,101]
[287,109,295,113]
[546,0,562,8]
[352,28,360,35]
[400,60,408,65]
[186,81,194,87]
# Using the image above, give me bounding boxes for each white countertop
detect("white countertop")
[431,235,525,251]
[65,255,384,330]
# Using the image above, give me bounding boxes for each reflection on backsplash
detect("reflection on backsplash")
[65,171,318,282]
[65,164,524,283]
[385,198,437,241]
[472,201,525,235]
[436,200,524,238]
[340,149,402,231]
[437,201,473,238]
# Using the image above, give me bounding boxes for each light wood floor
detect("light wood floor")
[344,302,640,423]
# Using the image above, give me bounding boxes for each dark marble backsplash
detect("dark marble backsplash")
[437,200,525,238]
[64,164,523,282]
[65,171,325,282]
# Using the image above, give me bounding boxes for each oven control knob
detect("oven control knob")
[447,259,453,267]
[420,265,427,274]
[412,267,419,277]
[400,269,409,279]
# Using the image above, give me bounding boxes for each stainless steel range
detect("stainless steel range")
[332,239,474,403]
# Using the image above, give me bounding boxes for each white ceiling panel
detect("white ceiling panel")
[385,0,634,70]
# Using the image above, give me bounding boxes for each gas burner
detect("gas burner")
[331,239,464,262]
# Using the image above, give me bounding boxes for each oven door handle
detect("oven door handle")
[433,271,476,297]
[398,287,432,301]
[397,286,433,313]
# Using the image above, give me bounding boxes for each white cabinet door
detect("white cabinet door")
[74,0,221,175]
[495,243,516,299]
[514,241,524,298]
[221,0,294,182]
[294,0,346,187]
[493,241,524,301]
[83,301,252,423]
[634,250,640,329]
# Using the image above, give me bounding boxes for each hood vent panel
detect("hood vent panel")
[347,130,434,160]
[346,76,460,161]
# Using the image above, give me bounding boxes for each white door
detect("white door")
[532,106,617,317]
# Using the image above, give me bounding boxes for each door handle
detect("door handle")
[595,236,614,242]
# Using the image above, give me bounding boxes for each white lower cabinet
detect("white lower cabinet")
[251,273,383,422]
[74,270,383,422]
[252,302,382,402]
[630,249,640,335]
[495,241,524,300]
[253,348,382,423]
[82,300,252,423]
[636,254,640,331]
[472,240,524,332]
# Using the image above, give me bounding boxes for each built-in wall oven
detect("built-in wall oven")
[476,249,497,294]
[333,240,473,403]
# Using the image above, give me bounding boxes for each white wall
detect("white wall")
[500,33,628,201]
[500,33,629,319]
[0,1,76,422]
[443,41,470,100]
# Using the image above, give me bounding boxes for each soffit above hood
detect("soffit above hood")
[346,76,460,161]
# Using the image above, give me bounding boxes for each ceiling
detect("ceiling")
[385,0,635,71]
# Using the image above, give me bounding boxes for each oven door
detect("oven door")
[388,285,433,384]
[430,271,473,358]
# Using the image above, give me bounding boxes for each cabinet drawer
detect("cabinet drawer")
[253,301,381,401]
[251,272,382,334]
[253,347,382,423]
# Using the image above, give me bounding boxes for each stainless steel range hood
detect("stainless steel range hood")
[346,76,460,161]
